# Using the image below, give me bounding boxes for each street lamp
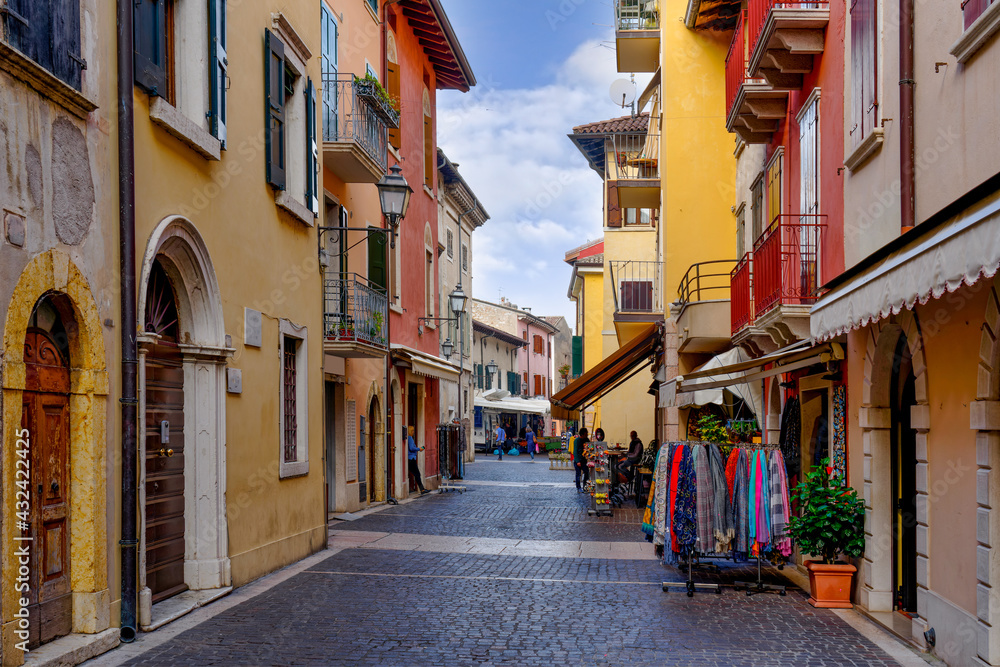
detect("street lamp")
[449,285,467,316]
[376,164,413,246]
[486,359,498,378]
[441,337,454,359]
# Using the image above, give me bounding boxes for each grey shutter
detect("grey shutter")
[306,78,319,215]
[134,0,167,95]
[53,0,83,89]
[264,30,286,190]
[209,0,227,145]
[4,0,32,58]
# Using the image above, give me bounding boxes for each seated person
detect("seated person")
[616,431,644,484]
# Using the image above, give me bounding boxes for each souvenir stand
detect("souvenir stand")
[645,441,792,597]
[587,440,612,516]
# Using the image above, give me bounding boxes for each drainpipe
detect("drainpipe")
[900,0,915,233]
[117,0,139,643]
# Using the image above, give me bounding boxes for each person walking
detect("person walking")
[573,427,590,492]
[525,425,536,462]
[407,426,427,494]
[494,422,506,461]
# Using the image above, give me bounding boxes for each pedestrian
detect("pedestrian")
[573,427,590,492]
[494,422,506,461]
[407,426,428,494]
[525,425,536,461]
[616,430,644,484]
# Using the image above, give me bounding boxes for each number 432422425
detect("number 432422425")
[15,428,30,523]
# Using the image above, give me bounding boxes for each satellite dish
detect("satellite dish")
[609,79,637,108]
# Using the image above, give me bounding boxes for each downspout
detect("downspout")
[900,0,915,233]
[117,0,139,643]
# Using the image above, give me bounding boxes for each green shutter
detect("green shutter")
[305,78,318,215]
[134,0,166,95]
[572,335,583,377]
[264,30,286,189]
[368,231,386,292]
[209,0,227,145]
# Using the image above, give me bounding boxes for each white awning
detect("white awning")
[391,344,460,381]
[812,188,1000,341]
[474,395,550,416]
[659,348,764,421]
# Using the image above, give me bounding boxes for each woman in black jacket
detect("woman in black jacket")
[573,428,590,492]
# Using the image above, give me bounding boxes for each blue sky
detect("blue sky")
[436,1,644,329]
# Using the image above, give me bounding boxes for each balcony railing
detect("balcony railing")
[322,74,388,173]
[324,273,388,351]
[615,0,660,31]
[748,1,826,55]
[731,253,754,335]
[676,260,738,307]
[609,132,660,182]
[752,214,826,316]
[610,260,662,314]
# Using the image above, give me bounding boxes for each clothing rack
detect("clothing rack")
[734,552,787,596]
[662,548,722,597]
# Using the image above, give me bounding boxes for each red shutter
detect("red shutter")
[607,183,622,228]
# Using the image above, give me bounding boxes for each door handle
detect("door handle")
[51,481,59,493]
[158,448,174,457]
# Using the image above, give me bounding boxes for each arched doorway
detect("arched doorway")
[387,383,397,500]
[143,260,187,603]
[890,334,918,613]
[21,295,73,647]
[368,399,379,503]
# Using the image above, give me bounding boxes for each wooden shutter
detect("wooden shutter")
[4,0,33,59]
[321,6,337,141]
[52,0,82,88]
[850,0,876,149]
[209,0,227,145]
[306,78,319,215]
[387,62,401,149]
[423,116,433,188]
[572,335,582,376]
[861,0,877,142]
[134,0,167,95]
[265,30,286,190]
[607,183,622,228]
[485,370,492,390]
[534,375,542,397]
[368,231,387,292]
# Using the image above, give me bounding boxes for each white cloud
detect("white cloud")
[438,38,637,327]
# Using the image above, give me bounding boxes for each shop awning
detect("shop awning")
[391,344,460,381]
[474,395,550,415]
[660,347,764,421]
[549,323,660,421]
[674,340,844,394]
[811,187,1000,341]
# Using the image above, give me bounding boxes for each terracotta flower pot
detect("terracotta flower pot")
[805,561,856,608]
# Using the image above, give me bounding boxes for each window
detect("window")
[621,281,654,311]
[766,152,783,230]
[522,330,528,341]
[6,0,85,90]
[750,176,765,244]
[963,0,997,28]
[425,249,434,317]
[799,95,820,218]
[624,208,655,226]
[533,335,544,354]
[547,341,552,358]
[736,204,746,258]
[320,5,338,140]
[367,0,378,15]
[533,374,543,397]
[386,29,401,149]
[279,320,309,478]
[368,230,387,292]
[523,371,528,394]
[265,27,318,218]
[462,244,468,273]
[850,0,877,150]
[446,230,454,258]
[423,87,434,189]
[134,0,227,144]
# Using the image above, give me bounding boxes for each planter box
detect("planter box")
[805,561,856,608]
[355,81,401,129]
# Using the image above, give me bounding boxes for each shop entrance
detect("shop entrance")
[21,297,73,647]
[407,383,419,492]
[325,381,337,512]
[890,335,918,613]
[387,385,396,499]
[368,399,379,503]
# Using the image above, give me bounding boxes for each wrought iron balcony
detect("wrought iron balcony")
[725,12,786,144]
[610,260,662,315]
[322,74,390,184]
[747,0,829,87]
[608,131,660,209]
[675,260,738,354]
[324,273,388,357]
[730,253,754,335]
[614,0,660,72]
[752,214,826,316]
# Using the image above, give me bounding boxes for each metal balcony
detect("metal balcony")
[674,260,737,354]
[614,0,660,72]
[747,0,829,88]
[322,74,390,183]
[608,131,660,209]
[324,273,388,358]
[730,253,754,335]
[725,12,787,144]
[611,260,663,315]
[752,214,826,316]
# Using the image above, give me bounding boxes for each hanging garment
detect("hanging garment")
[653,443,674,548]
[731,448,750,560]
[641,446,662,538]
[769,449,792,556]
[725,447,740,501]
[672,444,698,555]
[693,445,714,553]
[751,450,771,545]
[832,385,847,479]
[779,396,801,479]
[709,443,734,553]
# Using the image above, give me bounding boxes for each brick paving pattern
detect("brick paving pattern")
[118,457,905,666]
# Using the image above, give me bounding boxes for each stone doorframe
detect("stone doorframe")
[390,373,403,500]
[974,275,1000,665]
[1,251,111,654]
[136,217,231,628]
[859,311,931,617]
[364,381,385,502]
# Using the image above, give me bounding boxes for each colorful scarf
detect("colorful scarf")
[832,385,847,480]
[769,449,792,556]
[642,445,664,537]
[725,447,740,501]
[672,445,698,555]
[731,448,750,560]
[652,443,673,548]
[779,396,801,479]
[750,450,771,545]
[693,445,714,553]
[709,444,734,553]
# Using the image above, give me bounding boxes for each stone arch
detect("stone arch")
[390,372,404,499]
[860,310,930,616]
[364,380,385,502]
[1,250,111,638]
[973,275,1000,664]
[766,376,782,444]
[136,216,230,627]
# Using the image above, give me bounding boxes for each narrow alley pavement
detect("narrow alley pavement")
[88,460,927,666]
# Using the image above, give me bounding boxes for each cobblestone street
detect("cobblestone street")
[90,459,925,666]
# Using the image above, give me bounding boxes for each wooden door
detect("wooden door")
[368,402,378,503]
[22,330,72,647]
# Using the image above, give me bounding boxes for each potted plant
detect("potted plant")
[787,459,865,608]
[694,413,730,443]
[353,73,401,129]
